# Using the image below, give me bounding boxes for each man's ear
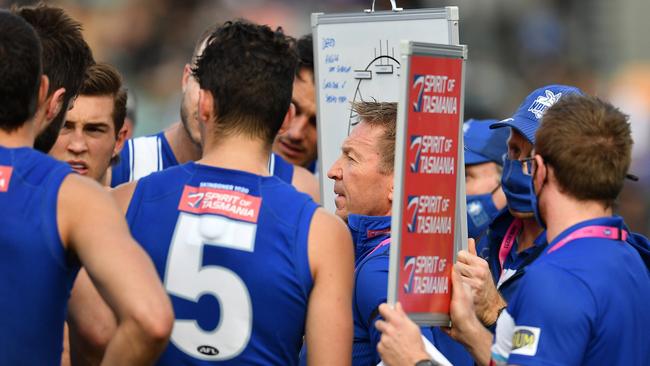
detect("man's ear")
[198,88,214,126]
[37,75,49,107]
[45,87,66,122]
[181,64,192,91]
[388,179,394,203]
[277,102,296,136]
[113,123,128,158]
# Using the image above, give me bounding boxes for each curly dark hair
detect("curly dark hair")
[0,10,42,132]
[192,20,298,146]
[14,3,95,152]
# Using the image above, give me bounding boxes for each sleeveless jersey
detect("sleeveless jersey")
[111,132,294,186]
[126,162,316,365]
[0,146,77,365]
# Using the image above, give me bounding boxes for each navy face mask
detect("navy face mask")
[501,157,534,214]
[466,190,500,238]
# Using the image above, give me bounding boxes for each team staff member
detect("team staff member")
[457,85,582,332]
[109,20,353,365]
[273,34,319,174]
[490,95,650,364]
[375,94,650,366]
[463,119,508,239]
[110,26,320,201]
[0,10,172,365]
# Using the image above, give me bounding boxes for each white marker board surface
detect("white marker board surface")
[312,7,460,213]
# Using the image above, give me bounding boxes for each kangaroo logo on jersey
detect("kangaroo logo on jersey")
[403,256,416,293]
[178,185,262,223]
[528,90,562,119]
[0,166,13,192]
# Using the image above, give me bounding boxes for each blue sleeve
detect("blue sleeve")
[507,265,594,366]
[355,254,389,350]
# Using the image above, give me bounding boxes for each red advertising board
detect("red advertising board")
[388,42,466,325]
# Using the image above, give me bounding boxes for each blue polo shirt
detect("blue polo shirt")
[477,210,547,304]
[494,216,650,365]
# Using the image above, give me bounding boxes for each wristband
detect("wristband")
[415,359,437,366]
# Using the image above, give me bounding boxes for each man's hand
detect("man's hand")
[442,266,493,366]
[454,239,506,326]
[375,303,429,366]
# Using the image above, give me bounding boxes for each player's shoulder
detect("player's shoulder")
[9,148,70,185]
[261,174,316,217]
[133,162,193,199]
[308,207,349,241]
[515,256,594,312]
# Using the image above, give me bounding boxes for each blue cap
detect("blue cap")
[463,119,509,166]
[490,84,583,144]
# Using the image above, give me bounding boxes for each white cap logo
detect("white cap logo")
[528,90,562,119]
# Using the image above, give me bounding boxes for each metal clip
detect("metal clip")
[364,0,404,13]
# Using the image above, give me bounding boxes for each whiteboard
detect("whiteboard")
[312,7,460,213]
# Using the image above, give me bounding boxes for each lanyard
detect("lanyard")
[498,218,522,273]
[547,225,628,254]
[354,238,391,276]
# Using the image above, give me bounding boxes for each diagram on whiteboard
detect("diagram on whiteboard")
[348,40,402,134]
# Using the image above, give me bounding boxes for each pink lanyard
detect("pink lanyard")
[547,225,628,254]
[498,219,523,273]
[368,238,391,257]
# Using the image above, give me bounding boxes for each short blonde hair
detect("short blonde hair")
[352,101,397,174]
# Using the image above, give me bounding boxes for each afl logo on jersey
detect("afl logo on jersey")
[197,345,219,356]
[0,166,13,192]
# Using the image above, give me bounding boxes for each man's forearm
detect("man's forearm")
[100,319,168,366]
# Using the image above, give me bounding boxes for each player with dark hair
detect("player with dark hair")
[106,20,354,365]
[110,26,320,201]
[273,34,319,173]
[13,2,95,153]
[50,63,128,184]
[0,10,172,365]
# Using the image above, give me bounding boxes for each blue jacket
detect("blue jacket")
[349,214,472,366]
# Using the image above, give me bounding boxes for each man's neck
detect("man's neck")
[0,121,36,148]
[199,135,271,176]
[165,121,201,164]
[544,192,611,245]
[517,218,543,253]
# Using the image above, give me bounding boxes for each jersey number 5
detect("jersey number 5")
[165,213,254,360]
